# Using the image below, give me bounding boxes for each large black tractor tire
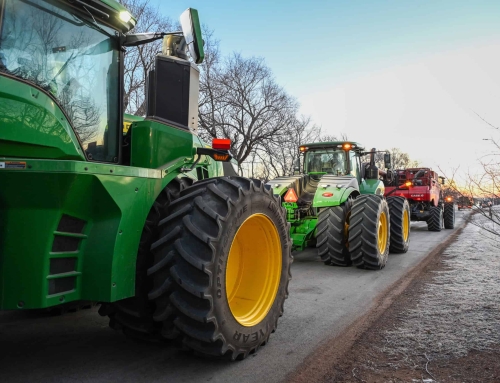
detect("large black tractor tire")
[427,205,443,232]
[98,177,194,340]
[386,196,411,254]
[349,195,390,270]
[444,202,455,229]
[148,177,292,360]
[316,199,353,266]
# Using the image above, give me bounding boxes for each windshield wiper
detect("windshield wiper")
[71,11,114,39]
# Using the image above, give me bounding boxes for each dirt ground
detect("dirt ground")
[292,212,500,383]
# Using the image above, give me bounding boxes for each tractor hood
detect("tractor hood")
[266,174,359,208]
[267,175,304,197]
[312,175,359,208]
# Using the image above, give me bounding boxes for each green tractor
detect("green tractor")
[267,141,411,269]
[0,0,292,360]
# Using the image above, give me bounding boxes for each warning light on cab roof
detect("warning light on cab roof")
[337,143,356,150]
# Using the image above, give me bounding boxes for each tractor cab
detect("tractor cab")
[0,0,215,168]
[300,141,362,179]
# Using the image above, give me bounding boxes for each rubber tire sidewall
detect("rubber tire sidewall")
[444,202,455,229]
[214,188,290,351]
[387,196,411,254]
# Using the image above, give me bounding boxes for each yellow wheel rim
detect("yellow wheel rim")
[226,214,282,327]
[377,211,388,254]
[402,209,410,242]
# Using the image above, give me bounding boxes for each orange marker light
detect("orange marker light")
[284,188,299,203]
[212,138,231,150]
[322,192,334,197]
[342,143,352,150]
[299,146,306,152]
[405,181,412,187]
[213,153,229,161]
[446,197,452,202]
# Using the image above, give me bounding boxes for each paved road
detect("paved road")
[0,209,469,383]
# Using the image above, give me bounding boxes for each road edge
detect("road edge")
[285,212,471,383]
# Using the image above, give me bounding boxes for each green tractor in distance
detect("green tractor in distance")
[0,0,292,360]
[266,141,411,269]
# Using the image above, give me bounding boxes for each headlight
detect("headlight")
[119,11,132,23]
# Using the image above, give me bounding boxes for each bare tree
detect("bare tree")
[320,134,340,142]
[374,147,420,169]
[438,113,499,237]
[198,52,298,170]
[252,116,321,179]
[119,0,176,115]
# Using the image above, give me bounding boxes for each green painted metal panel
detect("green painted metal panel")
[131,120,196,169]
[188,9,205,63]
[92,0,138,31]
[0,159,182,309]
[0,143,224,310]
[130,120,221,175]
[312,175,359,208]
[0,76,85,161]
[98,0,137,20]
[124,114,145,123]
[360,179,385,195]
[290,218,317,251]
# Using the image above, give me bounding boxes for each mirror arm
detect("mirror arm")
[123,31,183,47]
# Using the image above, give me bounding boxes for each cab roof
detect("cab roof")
[70,0,137,32]
[300,141,364,151]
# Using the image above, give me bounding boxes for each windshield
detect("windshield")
[305,149,348,175]
[0,0,120,162]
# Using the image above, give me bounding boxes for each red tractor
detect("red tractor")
[383,168,455,231]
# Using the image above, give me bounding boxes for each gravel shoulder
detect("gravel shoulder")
[291,209,500,383]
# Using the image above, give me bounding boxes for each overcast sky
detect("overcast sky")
[153,0,500,180]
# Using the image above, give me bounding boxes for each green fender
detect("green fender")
[312,175,359,208]
[266,175,304,197]
[359,178,385,196]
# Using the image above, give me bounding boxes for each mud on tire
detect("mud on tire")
[349,195,390,270]
[316,200,353,266]
[98,178,193,340]
[443,202,455,229]
[386,196,410,254]
[427,205,443,232]
[149,176,292,360]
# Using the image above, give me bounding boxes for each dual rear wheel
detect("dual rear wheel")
[316,195,410,270]
[427,202,455,231]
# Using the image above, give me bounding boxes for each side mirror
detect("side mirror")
[180,8,204,64]
[439,176,446,185]
[384,153,391,169]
